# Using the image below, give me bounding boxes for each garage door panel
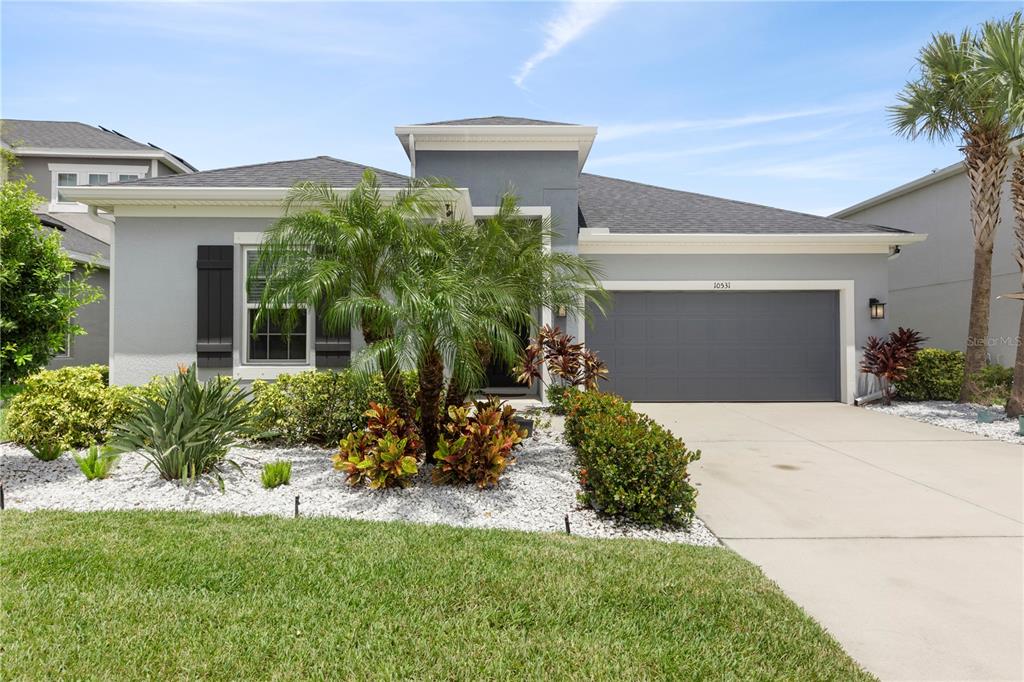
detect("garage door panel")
[587,291,839,402]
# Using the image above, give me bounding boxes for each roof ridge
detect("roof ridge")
[581,172,908,233]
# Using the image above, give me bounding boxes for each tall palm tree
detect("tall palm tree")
[443,193,607,407]
[891,23,1017,402]
[252,170,450,420]
[976,12,1024,416]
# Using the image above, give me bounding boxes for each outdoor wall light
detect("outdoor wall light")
[869,298,886,320]
[557,305,567,317]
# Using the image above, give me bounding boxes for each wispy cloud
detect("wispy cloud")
[588,126,848,168]
[513,1,617,88]
[707,150,886,181]
[599,93,891,141]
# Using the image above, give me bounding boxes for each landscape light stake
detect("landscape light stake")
[1,483,4,510]
[564,514,571,535]
[294,495,299,518]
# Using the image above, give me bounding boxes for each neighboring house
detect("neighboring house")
[63,116,923,403]
[834,158,1018,367]
[0,119,195,367]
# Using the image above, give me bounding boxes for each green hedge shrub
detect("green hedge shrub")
[574,408,701,528]
[563,391,632,447]
[250,370,416,445]
[5,365,151,450]
[895,348,964,401]
[976,363,1013,406]
[546,385,575,415]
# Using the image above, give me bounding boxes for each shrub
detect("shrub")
[563,391,632,447]
[1,179,102,383]
[250,370,416,445]
[5,365,150,450]
[546,385,575,415]
[432,397,526,489]
[261,460,292,489]
[333,403,420,489]
[109,364,251,490]
[575,408,701,527]
[74,444,120,480]
[975,363,1013,406]
[860,328,925,404]
[895,348,965,401]
[27,442,64,462]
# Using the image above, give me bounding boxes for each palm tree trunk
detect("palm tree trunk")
[959,131,1010,403]
[445,380,466,411]
[417,345,445,463]
[360,313,411,423]
[1006,151,1024,419]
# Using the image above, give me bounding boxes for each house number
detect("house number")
[713,281,731,289]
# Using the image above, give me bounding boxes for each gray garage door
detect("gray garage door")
[587,291,840,402]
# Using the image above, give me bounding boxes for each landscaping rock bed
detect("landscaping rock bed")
[867,401,1023,444]
[0,421,718,547]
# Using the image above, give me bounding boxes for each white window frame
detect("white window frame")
[54,272,73,358]
[48,163,149,212]
[238,244,314,374]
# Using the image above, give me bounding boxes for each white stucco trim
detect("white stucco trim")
[581,280,857,404]
[17,147,195,175]
[47,162,150,213]
[395,124,598,173]
[578,230,927,255]
[472,205,552,221]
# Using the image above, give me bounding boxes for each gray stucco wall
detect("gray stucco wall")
[586,252,891,397]
[842,170,1018,365]
[415,150,580,249]
[48,266,109,370]
[110,217,275,384]
[13,155,158,201]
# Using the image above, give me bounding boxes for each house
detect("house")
[62,116,924,403]
[834,157,1018,367]
[1,119,195,367]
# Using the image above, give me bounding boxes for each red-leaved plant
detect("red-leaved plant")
[860,327,926,404]
[514,325,608,401]
[432,397,526,489]
[333,402,421,489]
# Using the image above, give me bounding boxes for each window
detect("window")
[54,273,73,357]
[118,174,139,182]
[56,173,78,203]
[244,248,308,363]
[87,173,109,186]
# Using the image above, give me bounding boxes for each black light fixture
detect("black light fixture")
[869,297,886,320]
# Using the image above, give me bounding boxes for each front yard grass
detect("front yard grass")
[1,510,872,680]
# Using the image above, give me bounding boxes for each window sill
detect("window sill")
[234,364,313,381]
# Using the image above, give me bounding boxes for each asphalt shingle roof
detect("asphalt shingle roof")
[417,116,576,126]
[116,156,410,188]
[36,213,111,261]
[578,173,908,235]
[2,119,151,151]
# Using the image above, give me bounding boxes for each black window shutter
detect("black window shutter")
[196,245,233,368]
[314,305,351,368]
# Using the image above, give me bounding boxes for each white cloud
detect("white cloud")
[598,93,892,141]
[513,1,617,88]
[588,126,847,168]
[708,150,885,181]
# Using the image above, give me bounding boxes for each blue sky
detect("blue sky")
[2,1,1017,215]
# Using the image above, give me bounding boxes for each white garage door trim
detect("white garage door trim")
[583,280,856,404]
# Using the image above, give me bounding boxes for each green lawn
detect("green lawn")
[1,511,872,680]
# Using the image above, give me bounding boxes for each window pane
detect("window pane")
[88,174,109,186]
[57,173,77,186]
[248,334,268,360]
[246,250,266,304]
[118,174,139,182]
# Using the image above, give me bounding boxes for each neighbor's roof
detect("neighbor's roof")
[578,173,910,235]
[1,119,197,172]
[2,119,150,151]
[36,213,111,265]
[416,116,577,126]
[115,156,410,188]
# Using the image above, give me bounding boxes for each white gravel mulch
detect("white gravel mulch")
[867,400,1024,444]
[0,422,718,547]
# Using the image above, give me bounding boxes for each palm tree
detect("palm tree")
[890,23,1018,402]
[252,170,450,420]
[976,12,1024,416]
[442,193,608,407]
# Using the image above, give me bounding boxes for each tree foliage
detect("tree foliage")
[0,180,101,383]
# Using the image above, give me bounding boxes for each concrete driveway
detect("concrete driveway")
[635,403,1023,682]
